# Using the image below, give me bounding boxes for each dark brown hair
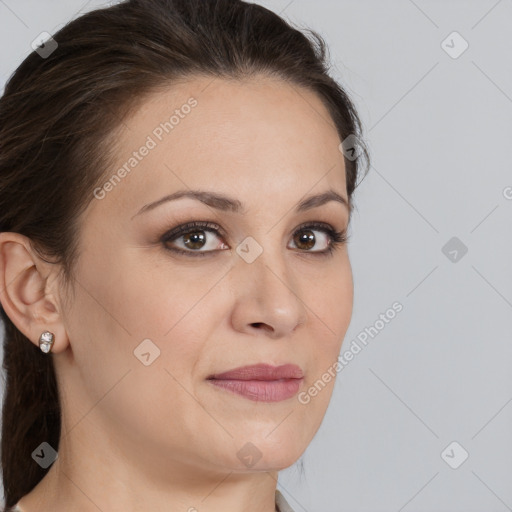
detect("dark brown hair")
[0,0,369,508]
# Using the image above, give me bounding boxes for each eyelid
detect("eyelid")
[161,220,225,241]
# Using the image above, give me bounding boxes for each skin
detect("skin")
[0,74,354,512]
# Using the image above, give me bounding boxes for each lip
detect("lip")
[208,363,304,381]
[207,364,304,402]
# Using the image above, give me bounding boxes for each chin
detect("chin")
[262,451,305,471]
[225,433,309,472]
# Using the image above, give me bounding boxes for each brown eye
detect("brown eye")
[288,222,348,256]
[181,230,207,250]
[161,221,228,257]
[293,230,316,251]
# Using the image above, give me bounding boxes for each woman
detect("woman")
[0,0,370,510]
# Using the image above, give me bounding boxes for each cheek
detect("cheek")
[312,260,353,343]
[63,252,210,401]
[122,253,229,337]
[305,261,353,388]
[80,250,215,342]
[117,263,226,380]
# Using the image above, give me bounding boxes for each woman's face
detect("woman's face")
[56,75,353,477]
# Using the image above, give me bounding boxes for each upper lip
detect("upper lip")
[208,363,304,381]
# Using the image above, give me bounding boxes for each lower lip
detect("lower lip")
[208,378,303,402]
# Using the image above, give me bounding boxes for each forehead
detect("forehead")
[94,75,347,217]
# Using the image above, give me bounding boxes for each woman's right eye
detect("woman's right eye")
[161,221,228,257]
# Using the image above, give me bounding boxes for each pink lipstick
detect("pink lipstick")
[207,363,304,402]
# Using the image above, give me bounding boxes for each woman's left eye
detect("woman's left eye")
[161,221,348,258]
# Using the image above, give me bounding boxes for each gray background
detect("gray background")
[1,1,511,511]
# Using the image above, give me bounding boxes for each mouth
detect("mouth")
[206,363,304,402]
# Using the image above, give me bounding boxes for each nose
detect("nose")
[229,243,308,339]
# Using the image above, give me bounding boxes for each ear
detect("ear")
[0,231,69,353]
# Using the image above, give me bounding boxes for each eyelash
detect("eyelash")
[160,220,349,258]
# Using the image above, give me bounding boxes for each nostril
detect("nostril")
[251,322,274,333]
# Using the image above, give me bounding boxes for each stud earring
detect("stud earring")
[39,331,55,353]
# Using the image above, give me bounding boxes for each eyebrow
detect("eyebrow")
[132,189,349,219]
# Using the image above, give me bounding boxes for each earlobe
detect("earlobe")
[0,231,69,353]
